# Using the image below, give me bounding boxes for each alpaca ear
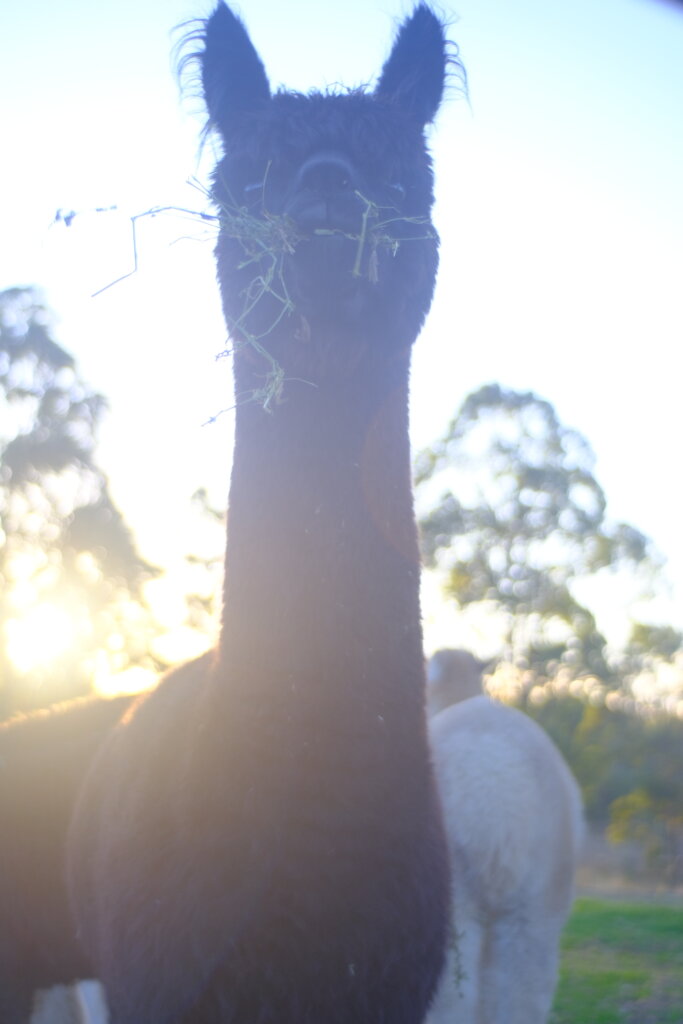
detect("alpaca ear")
[202,2,271,136]
[375,4,446,126]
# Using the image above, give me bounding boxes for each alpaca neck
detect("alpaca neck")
[217,344,424,720]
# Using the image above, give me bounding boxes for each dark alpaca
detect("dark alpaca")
[0,694,132,1023]
[68,5,453,1022]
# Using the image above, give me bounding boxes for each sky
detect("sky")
[1,0,682,669]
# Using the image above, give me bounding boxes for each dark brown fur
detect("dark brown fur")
[65,6,454,1022]
[0,695,132,1022]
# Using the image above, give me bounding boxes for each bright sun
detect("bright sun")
[4,603,77,674]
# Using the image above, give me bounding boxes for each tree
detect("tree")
[0,286,158,717]
[416,384,657,681]
[617,621,683,697]
[522,690,683,886]
[606,713,683,887]
[608,786,683,888]
[182,487,226,637]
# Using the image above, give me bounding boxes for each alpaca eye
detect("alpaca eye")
[387,183,406,202]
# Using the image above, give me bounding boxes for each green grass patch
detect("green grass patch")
[551,899,683,1024]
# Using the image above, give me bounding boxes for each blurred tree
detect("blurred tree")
[523,691,683,885]
[606,713,683,887]
[618,621,683,689]
[0,286,159,718]
[626,623,683,661]
[416,383,658,682]
[608,787,683,888]
[181,487,226,637]
[571,701,649,822]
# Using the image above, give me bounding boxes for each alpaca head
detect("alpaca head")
[427,649,489,715]
[200,3,450,387]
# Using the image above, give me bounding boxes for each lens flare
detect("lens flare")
[5,603,77,674]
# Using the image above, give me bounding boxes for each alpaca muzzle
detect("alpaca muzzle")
[285,151,366,235]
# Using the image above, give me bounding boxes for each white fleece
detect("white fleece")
[426,688,583,1024]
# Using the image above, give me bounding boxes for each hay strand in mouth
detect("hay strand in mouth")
[86,178,435,413]
[209,170,303,410]
[74,177,434,415]
[313,192,436,283]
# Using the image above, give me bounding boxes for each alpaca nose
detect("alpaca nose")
[294,152,357,197]
[287,152,362,232]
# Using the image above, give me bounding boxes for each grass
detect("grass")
[550,898,683,1023]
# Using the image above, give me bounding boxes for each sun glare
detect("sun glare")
[92,663,157,699]
[4,603,77,674]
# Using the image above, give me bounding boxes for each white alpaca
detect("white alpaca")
[31,982,107,1024]
[31,987,79,1024]
[425,650,583,1024]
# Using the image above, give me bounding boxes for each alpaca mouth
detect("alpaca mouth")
[282,150,374,297]
[286,195,364,239]
[287,229,370,311]
[283,198,369,308]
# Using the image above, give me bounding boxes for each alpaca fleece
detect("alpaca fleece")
[426,652,583,1024]
[0,695,132,1023]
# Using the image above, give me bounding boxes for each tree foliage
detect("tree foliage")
[608,785,683,888]
[416,384,660,678]
[521,692,683,886]
[0,286,158,717]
